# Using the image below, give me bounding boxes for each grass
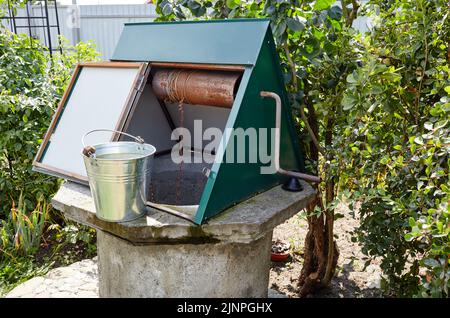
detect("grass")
[0,257,53,297]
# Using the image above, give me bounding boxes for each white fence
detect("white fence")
[2,4,157,60]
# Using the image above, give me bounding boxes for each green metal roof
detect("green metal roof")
[112,19,270,65]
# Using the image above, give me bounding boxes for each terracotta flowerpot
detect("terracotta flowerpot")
[271,251,289,262]
[271,240,290,262]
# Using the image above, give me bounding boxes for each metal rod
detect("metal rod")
[43,0,53,56]
[53,0,62,54]
[154,149,173,157]
[25,1,33,43]
[157,97,177,131]
[39,1,47,47]
[146,202,197,224]
[0,16,51,19]
[260,91,321,183]
[7,0,17,33]
[15,25,60,28]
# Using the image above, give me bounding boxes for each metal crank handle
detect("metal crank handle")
[260,91,321,184]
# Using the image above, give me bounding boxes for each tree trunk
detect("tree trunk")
[298,193,339,297]
[298,100,339,297]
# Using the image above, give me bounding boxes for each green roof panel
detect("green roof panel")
[112,19,270,65]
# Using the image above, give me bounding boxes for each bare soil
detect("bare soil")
[35,230,96,269]
[269,203,383,298]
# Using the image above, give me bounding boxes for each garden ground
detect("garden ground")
[270,203,383,298]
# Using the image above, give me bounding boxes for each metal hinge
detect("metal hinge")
[135,63,150,93]
[135,74,146,92]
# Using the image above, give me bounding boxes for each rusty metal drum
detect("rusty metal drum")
[152,69,241,108]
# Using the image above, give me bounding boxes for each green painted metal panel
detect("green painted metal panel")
[194,28,305,224]
[112,19,270,65]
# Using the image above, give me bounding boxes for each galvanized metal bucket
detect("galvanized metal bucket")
[82,129,156,222]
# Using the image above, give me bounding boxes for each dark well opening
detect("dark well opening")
[121,64,244,206]
[149,152,211,206]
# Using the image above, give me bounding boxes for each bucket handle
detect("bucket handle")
[82,129,145,148]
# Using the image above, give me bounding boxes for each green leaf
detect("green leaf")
[423,258,440,268]
[161,2,172,16]
[430,106,441,117]
[342,95,357,110]
[424,122,433,130]
[393,145,402,150]
[192,6,206,17]
[444,86,450,94]
[408,217,416,228]
[414,136,424,145]
[370,85,383,94]
[436,221,443,232]
[334,213,345,220]
[226,0,240,9]
[265,5,276,15]
[286,17,305,32]
[272,20,287,38]
[328,5,342,20]
[417,180,423,190]
[346,73,357,83]
[380,156,389,165]
[404,233,416,242]
[187,0,201,10]
[313,0,335,11]
[303,37,321,56]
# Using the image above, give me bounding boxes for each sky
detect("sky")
[58,0,148,4]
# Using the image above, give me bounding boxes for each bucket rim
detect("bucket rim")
[82,141,156,161]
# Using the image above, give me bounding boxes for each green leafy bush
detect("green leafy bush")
[0,26,99,295]
[0,29,99,218]
[339,0,450,297]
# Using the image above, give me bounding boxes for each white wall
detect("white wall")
[2,4,157,60]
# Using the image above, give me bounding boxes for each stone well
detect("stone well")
[52,181,315,298]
